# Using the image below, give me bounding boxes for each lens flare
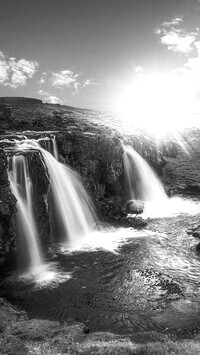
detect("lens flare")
[115,74,199,137]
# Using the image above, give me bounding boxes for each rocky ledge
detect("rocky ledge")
[2,296,200,354]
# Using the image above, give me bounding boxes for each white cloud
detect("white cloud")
[155,17,197,53]
[82,78,98,87]
[0,51,38,88]
[162,17,183,27]
[39,72,47,84]
[38,88,50,96]
[176,40,200,75]
[160,31,196,53]
[43,95,63,104]
[154,17,200,111]
[50,70,79,89]
[134,66,144,78]
[39,69,97,95]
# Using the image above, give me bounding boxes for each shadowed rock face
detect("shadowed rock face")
[0,148,50,261]
[56,132,124,203]
[0,149,16,263]
[25,150,50,249]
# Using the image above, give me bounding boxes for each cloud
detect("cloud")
[43,95,63,104]
[38,88,50,96]
[155,17,197,53]
[161,32,196,53]
[82,78,98,87]
[39,69,97,94]
[0,51,38,88]
[39,72,47,84]
[50,70,79,89]
[153,17,200,110]
[38,89,64,104]
[176,40,200,75]
[162,17,183,27]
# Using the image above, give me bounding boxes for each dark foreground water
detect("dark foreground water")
[1,196,200,337]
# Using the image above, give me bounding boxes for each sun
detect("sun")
[115,74,198,137]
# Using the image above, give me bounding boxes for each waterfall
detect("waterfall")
[8,154,44,273]
[42,149,96,245]
[52,135,59,160]
[123,145,168,204]
[12,138,96,246]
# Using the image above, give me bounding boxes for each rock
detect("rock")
[97,196,124,219]
[195,243,200,254]
[83,326,90,334]
[176,184,187,191]
[192,231,200,239]
[125,199,144,214]
[118,216,147,228]
[187,225,200,238]
[187,229,193,235]
[186,183,200,193]
[0,150,17,259]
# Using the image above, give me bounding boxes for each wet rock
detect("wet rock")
[57,131,124,207]
[0,150,17,259]
[192,231,200,239]
[97,196,124,219]
[187,225,200,239]
[195,243,200,254]
[125,199,144,215]
[186,183,200,194]
[176,184,187,191]
[83,326,90,334]
[115,216,147,229]
[187,229,193,235]
[28,150,50,248]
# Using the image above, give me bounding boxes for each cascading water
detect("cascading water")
[8,154,44,273]
[122,144,199,216]
[52,135,59,160]
[123,144,168,203]
[12,138,96,247]
[42,149,96,245]
[37,136,58,158]
[122,144,175,217]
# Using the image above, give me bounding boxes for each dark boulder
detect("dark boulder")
[125,199,144,215]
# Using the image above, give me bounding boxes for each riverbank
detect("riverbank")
[2,296,200,354]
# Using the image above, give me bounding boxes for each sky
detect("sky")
[0,0,200,111]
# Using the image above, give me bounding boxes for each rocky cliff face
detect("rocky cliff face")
[0,149,16,263]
